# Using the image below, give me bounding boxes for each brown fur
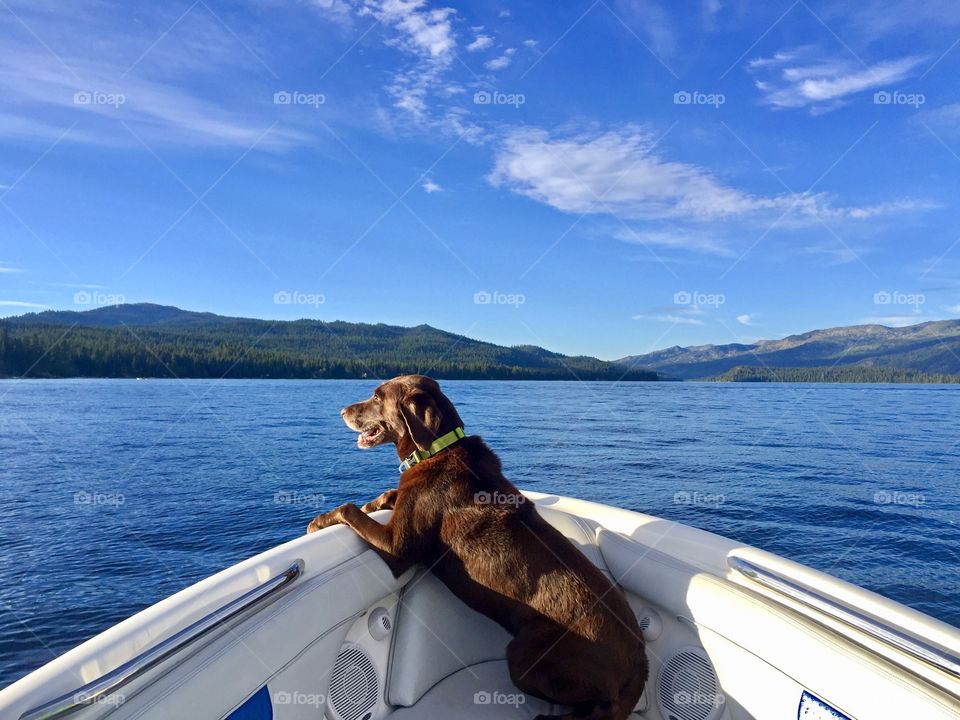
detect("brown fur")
[307,375,648,720]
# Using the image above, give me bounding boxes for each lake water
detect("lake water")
[1,379,958,688]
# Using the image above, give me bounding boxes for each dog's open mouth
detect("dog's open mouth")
[357,425,383,448]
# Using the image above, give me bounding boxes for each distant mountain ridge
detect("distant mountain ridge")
[0,303,658,381]
[617,319,960,379]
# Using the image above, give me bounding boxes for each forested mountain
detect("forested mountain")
[712,365,960,384]
[617,320,960,379]
[0,304,659,381]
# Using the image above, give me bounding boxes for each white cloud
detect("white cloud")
[422,178,441,192]
[360,0,456,58]
[945,304,960,314]
[488,126,936,227]
[0,266,24,273]
[633,313,704,325]
[467,35,494,52]
[484,48,515,71]
[523,39,538,48]
[749,48,927,111]
[736,313,755,325]
[0,300,46,308]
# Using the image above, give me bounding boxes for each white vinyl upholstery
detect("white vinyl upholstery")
[386,570,512,707]
[386,506,611,709]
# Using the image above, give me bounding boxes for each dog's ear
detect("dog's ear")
[398,389,442,452]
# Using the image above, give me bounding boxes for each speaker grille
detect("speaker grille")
[327,643,379,720]
[657,647,722,720]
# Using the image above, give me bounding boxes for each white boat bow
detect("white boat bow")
[1,492,958,720]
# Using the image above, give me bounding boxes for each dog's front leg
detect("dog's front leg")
[330,503,414,577]
[361,488,398,513]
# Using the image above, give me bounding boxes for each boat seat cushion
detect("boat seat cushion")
[386,505,612,708]
[386,660,566,719]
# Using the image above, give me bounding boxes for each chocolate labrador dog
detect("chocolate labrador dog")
[307,375,647,720]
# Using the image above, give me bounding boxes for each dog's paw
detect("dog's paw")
[306,514,334,533]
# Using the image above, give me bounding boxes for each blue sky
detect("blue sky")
[1,0,959,359]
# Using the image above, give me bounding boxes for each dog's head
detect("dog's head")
[341,375,463,458]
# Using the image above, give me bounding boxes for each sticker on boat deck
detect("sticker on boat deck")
[798,690,853,720]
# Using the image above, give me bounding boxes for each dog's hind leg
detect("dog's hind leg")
[507,630,622,720]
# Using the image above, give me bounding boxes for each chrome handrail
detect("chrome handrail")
[729,556,960,678]
[20,560,305,720]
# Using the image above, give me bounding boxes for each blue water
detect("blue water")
[1,379,958,688]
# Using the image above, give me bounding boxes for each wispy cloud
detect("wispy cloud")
[736,313,756,325]
[422,177,441,192]
[633,313,704,325]
[749,48,927,112]
[613,228,734,256]
[359,0,456,58]
[0,10,308,150]
[488,126,933,227]
[0,300,46,308]
[0,266,24,273]
[945,304,960,315]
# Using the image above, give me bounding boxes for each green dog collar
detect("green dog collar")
[398,427,465,473]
